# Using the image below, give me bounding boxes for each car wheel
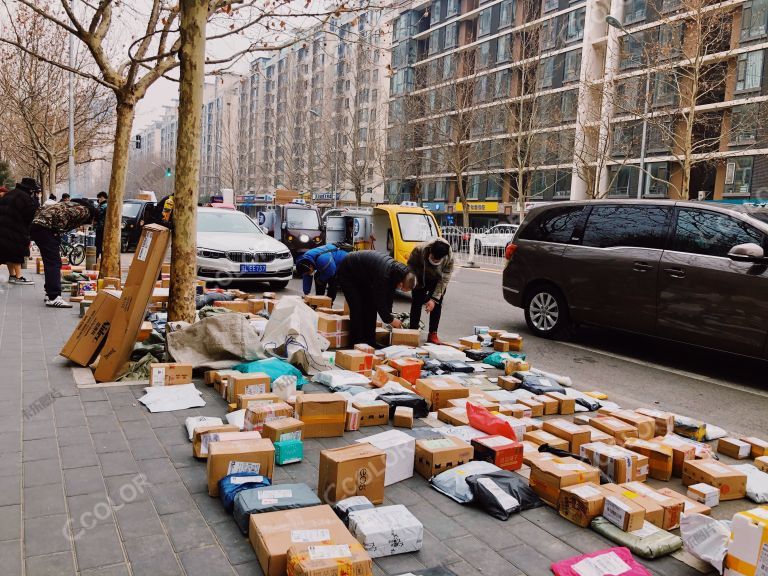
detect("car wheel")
[269,280,290,290]
[524,284,571,339]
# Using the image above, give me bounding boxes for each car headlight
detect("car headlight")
[299,234,309,243]
[313,236,322,243]
[277,251,292,259]
[197,248,225,259]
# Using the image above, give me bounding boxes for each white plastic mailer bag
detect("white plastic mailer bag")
[437,425,488,443]
[348,505,424,558]
[226,409,246,430]
[272,375,298,401]
[733,464,768,503]
[314,369,371,389]
[430,460,501,503]
[185,416,223,441]
[680,513,730,572]
[138,384,205,413]
[421,344,468,362]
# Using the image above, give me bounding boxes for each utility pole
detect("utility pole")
[68,0,76,197]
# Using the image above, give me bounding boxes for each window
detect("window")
[520,205,585,243]
[661,0,681,12]
[619,33,644,69]
[474,75,490,102]
[730,104,758,144]
[646,162,670,197]
[563,50,581,83]
[653,71,677,106]
[544,0,558,12]
[624,0,646,23]
[647,120,673,153]
[540,19,557,50]
[500,0,515,28]
[443,54,456,77]
[741,0,768,40]
[477,41,493,68]
[724,157,754,195]
[495,69,512,98]
[736,50,764,92]
[554,171,572,197]
[561,90,577,120]
[537,56,555,88]
[478,8,492,37]
[566,8,586,42]
[431,0,442,25]
[486,176,503,199]
[467,175,483,199]
[444,23,458,49]
[582,205,670,248]
[497,35,512,62]
[615,77,641,112]
[672,208,764,256]
[612,123,638,156]
[558,130,575,161]
[446,0,460,17]
[435,180,447,200]
[429,29,441,55]
[608,165,638,196]
[397,213,440,241]
[657,23,683,60]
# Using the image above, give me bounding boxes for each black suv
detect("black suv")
[121,200,156,252]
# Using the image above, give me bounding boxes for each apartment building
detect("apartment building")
[200,78,241,201]
[387,0,768,225]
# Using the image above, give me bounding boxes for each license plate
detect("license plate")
[240,264,266,273]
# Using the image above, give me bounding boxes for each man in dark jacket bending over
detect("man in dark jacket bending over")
[337,251,416,347]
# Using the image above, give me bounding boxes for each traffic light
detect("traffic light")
[135,134,142,149]
[165,167,172,177]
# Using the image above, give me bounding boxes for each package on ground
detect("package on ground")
[414,377,469,410]
[471,435,523,471]
[233,483,322,534]
[542,419,592,453]
[199,431,263,460]
[601,483,662,529]
[213,300,252,313]
[458,336,481,350]
[498,403,532,419]
[316,312,351,334]
[317,444,387,505]
[620,482,684,530]
[390,329,420,347]
[600,491,646,532]
[467,470,542,520]
[286,541,372,575]
[351,400,389,427]
[674,415,708,442]
[580,442,649,484]
[371,365,397,387]
[517,397,544,417]
[589,416,639,445]
[262,417,304,443]
[623,438,674,481]
[524,430,569,451]
[243,402,294,433]
[657,488,711,516]
[544,392,575,415]
[345,408,360,432]
[529,457,601,507]
[192,424,240,458]
[356,429,415,486]
[683,460,747,501]
[379,392,430,419]
[393,406,413,428]
[335,350,374,375]
[634,408,675,437]
[249,505,361,576]
[558,482,606,528]
[239,392,280,411]
[207,438,275,497]
[347,504,424,558]
[149,363,193,386]
[296,393,346,438]
[438,406,470,426]
[449,397,499,413]
[654,435,696,477]
[388,357,423,384]
[724,506,768,576]
[687,482,721,507]
[583,426,616,446]
[756,456,768,473]
[430,460,502,503]
[524,448,558,470]
[227,372,271,403]
[186,416,225,440]
[733,464,768,504]
[415,436,473,479]
[680,513,730,574]
[275,439,304,465]
[740,437,768,459]
[605,410,656,440]
[551,546,653,576]
[590,517,683,560]
[60,289,120,366]
[496,376,521,391]
[137,321,152,342]
[535,395,559,415]
[375,327,390,346]
[718,437,753,460]
[304,294,333,308]
[333,496,375,525]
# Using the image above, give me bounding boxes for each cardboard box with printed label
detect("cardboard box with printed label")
[60,289,120,366]
[741,437,768,459]
[607,410,656,440]
[415,436,473,479]
[601,490,646,532]
[390,329,420,347]
[345,408,360,432]
[528,457,600,506]
[724,506,768,576]
[334,350,374,374]
[558,482,605,527]
[393,406,413,428]
[523,430,569,452]
[149,363,193,386]
[192,424,240,458]
[544,392,575,415]
[239,393,280,411]
[317,444,387,505]
[197,431,262,460]
[623,438,674,481]
[296,394,347,438]
[687,482,721,507]
[589,416,639,445]
[437,406,470,426]
[657,487,711,516]
[580,442,649,484]
[390,358,424,385]
[356,429,415,486]
[635,408,676,437]
[524,449,557,469]
[718,437,753,460]
[207,438,274,496]
[352,400,389,427]
[414,377,469,410]
[471,435,523,471]
[286,541,372,575]
[262,417,304,444]
[448,397,499,412]
[619,482,684,530]
[535,395,559,415]
[683,460,747,501]
[655,435,696,477]
[227,373,271,403]
[542,419,592,453]
[517,397,544,417]
[243,402,294,433]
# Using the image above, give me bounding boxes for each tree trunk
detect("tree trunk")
[101,101,135,278]
[168,0,206,322]
[456,177,470,227]
[47,155,57,197]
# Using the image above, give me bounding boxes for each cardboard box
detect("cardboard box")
[448,397,499,412]
[657,487,711,515]
[136,321,152,342]
[500,403,532,419]
[393,406,413,428]
[542,419,592,453]
[724,506,768,576]
[523,430,569,451]
[249,505,361,576]
[635,408,675,437]
[196,431,262,459]
[352,400,389,427]
[589,416,639,445]
[321,331,350,350]
[471,435,523,471]
[609,410,656,440]
[655,435,696,477]
[718,437,752,460]
[741,437,768,459]
[623,438,674,481]
[296,394,347,438]
[535,395,559,415]
[517,397,544,417]
[756,456,768,473]
[620,482,684,530]
[206,438,275,496]
[371,365,397,387]
[356,429,415,486]
[497,376,521,391]
[415,436,473,479]
[262,417,304,443]
[375,327,390,346]
[580,442,649,483]
[149,363,193,386]
[687,482,721,508]
[414,377,468,410]
[390,358,423,384]
[316,313,350,334]
[239,392,280,411]
[243,402,294,433]
[286,542,372,574]
[317,444,387,505]
[558,482,605,528]
[354,343,376,354]
[390,329,419,347]
[345,407,360,432]
[227,372,271,403]
[601,491,646,532]
[682,460,747,501]
[544,392,575,415]
[529,457,600,506]
[304,294,333,308]
[584,426,616,446]
[346,504,423,559]
[493,339,511,352]
[213,300,252,313]
[497,332,523,350]
[437,406,470,426]
[60,289,120,366]
[192,424,240,458]
[335,350,374,374]
[458,336,481,350]
[95,225,170,381]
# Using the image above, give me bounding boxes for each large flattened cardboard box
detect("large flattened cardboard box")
[414,377,469,410]
[206,438,275,497]
[683,459,747,501]
[61,289,120,366]
[249,505,362,576]
[317,444,387,505]
[529,456,600,506]
[296,393,346,438]
[414,436,473,479]
[724,506,768,576]
[347,504,424,558]
[356,429,415,486]
[95,225,170,382]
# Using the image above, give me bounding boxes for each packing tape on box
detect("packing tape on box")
[300,415,346,424]
[726,508,768,574]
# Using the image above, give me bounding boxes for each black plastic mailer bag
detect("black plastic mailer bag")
[466,471,543,520]
[378,392,430,419]
[512,372,566,395]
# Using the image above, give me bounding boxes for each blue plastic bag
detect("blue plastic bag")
[218,472,271,512]
[232,357,307,388]
[482,351,527,369]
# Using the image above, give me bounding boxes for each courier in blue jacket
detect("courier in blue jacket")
[295,243,352,303]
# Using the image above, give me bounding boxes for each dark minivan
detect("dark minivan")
[503,200,768,358]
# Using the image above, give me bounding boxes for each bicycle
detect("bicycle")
[60,234,86,266]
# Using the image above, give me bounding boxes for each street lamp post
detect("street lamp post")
[68,0,76,197]
[606,16,651,199]
[310,108,340,207]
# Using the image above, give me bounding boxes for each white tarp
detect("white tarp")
[139,384,206,413]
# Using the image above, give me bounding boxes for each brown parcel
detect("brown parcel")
[197,431,262,459]
[334,350,374,374]
[227,372,271,403]
[437,407,470,426]
[756,456,768,473]
[390,328,420,346]
[243,402,294,433]
[529,456,600,506]
[600,486,647,532]
[414,377,469,410]
[286,542,372,576]
[95,225,171,382]
[580,442,649,483]
[518,397,544,417]
[717,437,752,460]
[239,393,280,411]
[656,487,711,516]
[206,438,275,497]
[655,435,696,477]
[352,400,389,427]
[60,289,120,366]
[741,437,768,458]
[635,408,676,436]
[608,410,656,440]
[262,417,304,443]
[623,438,674,481]
[192,424,240,458]
[250,505,360,576]
[558,482,606,528]
[542,419,592,453]
[535,395,559,415]
[317,444,386,505]
[497,376,521,391]
[296,393,347,438]
[544,392,575,415]
[414,436,473,479]
[682,459,747,501]
[620,482,684,530]
[149,363,193,386]
[584,426,616,446]
[523,430,569,452]
[393,406,414,428]
[589,416,639,445]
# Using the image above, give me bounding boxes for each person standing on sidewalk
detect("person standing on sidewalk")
[407,237,454,345]
[94,191,108,261]
[295,242,352,304]
[0,177,41,285]
[30,199,96,308]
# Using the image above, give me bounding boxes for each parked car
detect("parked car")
[196,207,294,289]
[121,199,156,252]
[503,200,768,358]
[441,226,471,252]
[259,201,325,257]
[474,223,519,255]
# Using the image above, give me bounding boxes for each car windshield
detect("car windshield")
[285,208,320,229]
[397,213,440,242]
[197,211,261,234]
[747,209,768,226]
[122,202,142,218]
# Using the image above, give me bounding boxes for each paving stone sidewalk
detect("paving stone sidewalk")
[0,277,708,576]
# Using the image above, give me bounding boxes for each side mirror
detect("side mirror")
[728,242,765,263]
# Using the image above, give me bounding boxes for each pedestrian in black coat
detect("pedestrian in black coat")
[336,251,417,347]
[0,178,41,285]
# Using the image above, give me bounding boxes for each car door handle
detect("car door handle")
[633,261,653,272]
[664,267,686,278]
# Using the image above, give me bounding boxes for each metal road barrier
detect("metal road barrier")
[444,227,509,269]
